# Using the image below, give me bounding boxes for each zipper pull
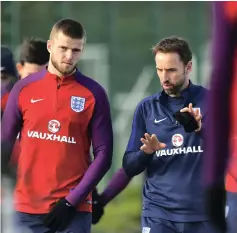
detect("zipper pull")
[56,78,61,89]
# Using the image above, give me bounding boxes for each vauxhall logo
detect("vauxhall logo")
[27,119,76,144]
[156,133,203,157]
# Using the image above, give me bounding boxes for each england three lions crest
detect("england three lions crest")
[71,96,86,112]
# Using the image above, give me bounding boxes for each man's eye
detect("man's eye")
[73,49,81,53]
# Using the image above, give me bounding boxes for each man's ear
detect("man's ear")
[16,62,23,76]
[186,61,192,74]
[47,40,52,54]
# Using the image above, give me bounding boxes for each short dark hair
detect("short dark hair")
[19,38,49,65]
[152,36,192,65]
[50,19,86,41]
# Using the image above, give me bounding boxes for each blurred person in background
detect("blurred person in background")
[205,1,237,233]
[16,38,49,79]
[1,45,18,233]
[1,46,18,115]
[1,38,49,233]
[1,38,49,114]
[1,18,113,233]
[10,38,50,167]
[2,38,48,114]
[122,36,220,233]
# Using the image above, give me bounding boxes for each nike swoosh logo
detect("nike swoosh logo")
[30,98,44,103]
[154,117,167,123]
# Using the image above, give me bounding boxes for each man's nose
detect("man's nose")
[65,50,73,61]
[160,71,169,81]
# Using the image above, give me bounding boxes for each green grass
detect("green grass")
[92,184,142,233]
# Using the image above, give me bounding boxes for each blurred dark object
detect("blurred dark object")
[205,183,227,232]
[174,111,199,132]
[1,46,17,78]
[92,188,104,224]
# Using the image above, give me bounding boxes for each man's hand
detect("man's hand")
[43,198,76,232]
[92,189,104,224]
[179,103,202,132]
[140,133,166,154]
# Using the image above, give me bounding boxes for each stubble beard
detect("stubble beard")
[51,56,76,76]
[163,73,187,96]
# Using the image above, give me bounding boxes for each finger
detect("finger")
[151,134,157,140]
[189,103,193,111]
[141,138,149,145]
[144,133,152,142]
[159,143,166,149]
[189,103,196,116]
[194,109,198,116]
[180,107,189,113]
[58,219,69,231]
[50,219,62,232]
[151,134,166,149]
[194,109,201,117]
[140,145,147,151]
[43,212,53,225]
[154,142,166,151]
[189,104,198,116]
[151,134,160,143]
[195,114,202,122]
[43,214,55,228]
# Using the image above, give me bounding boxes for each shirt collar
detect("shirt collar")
[44,67,81,84]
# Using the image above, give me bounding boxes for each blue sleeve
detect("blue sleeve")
[122,102,152,177]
